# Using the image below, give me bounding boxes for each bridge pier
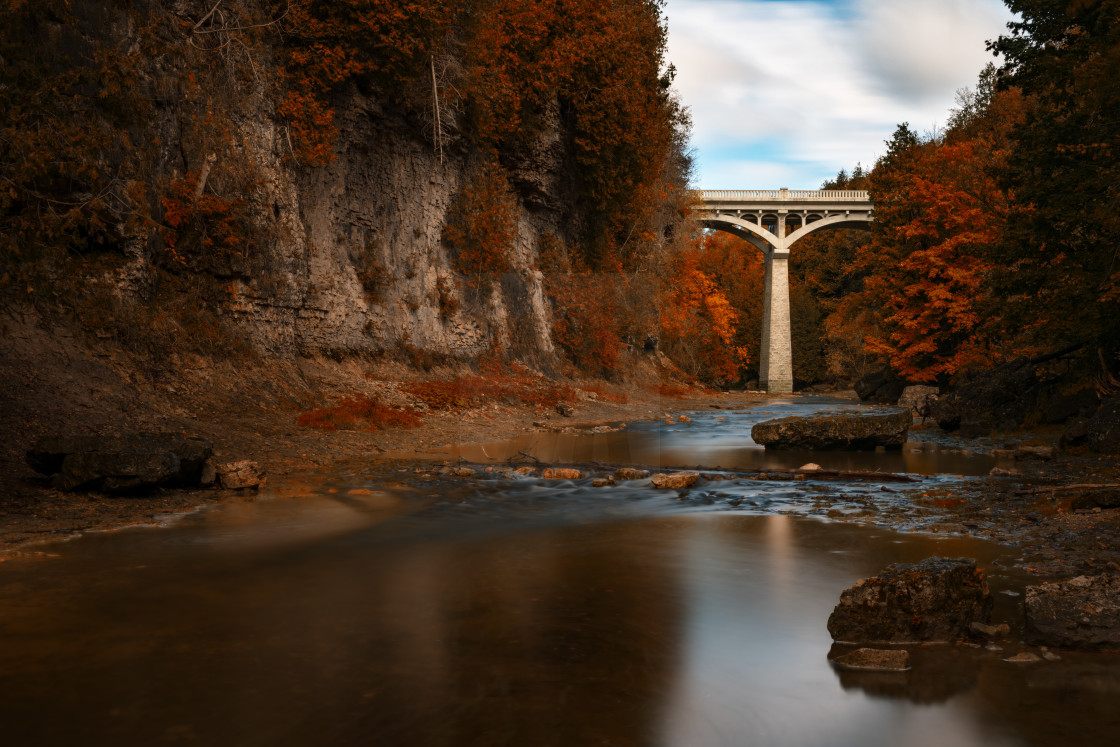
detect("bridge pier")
[759,250,794,394]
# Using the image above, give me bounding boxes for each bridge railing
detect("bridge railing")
[698,189,869,201]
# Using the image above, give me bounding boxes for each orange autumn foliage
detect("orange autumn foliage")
[298,395,423,430]
[443,162,519,284]
[277,0,455,164]
[658,244,749,385]
[548,271,626,376]
[462,0,684,267]
[400,363,575,412]
[160,172,251,268]
[858,89,1024,383]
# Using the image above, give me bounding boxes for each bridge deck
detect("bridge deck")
[698,189,868,201]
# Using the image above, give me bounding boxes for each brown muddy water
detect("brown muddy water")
[3,398,1120,746]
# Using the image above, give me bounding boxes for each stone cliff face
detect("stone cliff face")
[121,91,567,363]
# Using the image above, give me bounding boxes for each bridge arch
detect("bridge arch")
[783,213,871,248]
[699,214,781,253]
[698,211,871,254]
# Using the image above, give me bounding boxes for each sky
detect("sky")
[664,0,1018,189]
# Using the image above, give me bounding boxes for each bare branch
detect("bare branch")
[431,56,443,165]
[193,153,217,201]
[193,0,224,32]
[192,2,291,35]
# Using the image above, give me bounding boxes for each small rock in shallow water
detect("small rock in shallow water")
[677,415,691,423]
[799,463,821,471]
[543,468,583,480]
[614,467,650,481]
[218,460,265,490]
[592,477,615,488]
[1004,652,1042,663]
[650,472,699,489]
[1014,445,1055,460]
[830,648,911,672]
[970,621,1011,638]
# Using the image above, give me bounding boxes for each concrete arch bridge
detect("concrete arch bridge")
[695,188,873,393]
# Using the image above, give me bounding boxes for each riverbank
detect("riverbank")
[3,316,1120,577]
[0,324,769,552]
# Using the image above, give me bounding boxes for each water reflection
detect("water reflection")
[5,498,1120,746]
[443,397,994,476]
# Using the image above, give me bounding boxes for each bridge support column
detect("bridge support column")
[759,251,793,393]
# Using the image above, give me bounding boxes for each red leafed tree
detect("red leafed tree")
[278,0,455,164]
[852,86,1024,383]
[658,239,750,385]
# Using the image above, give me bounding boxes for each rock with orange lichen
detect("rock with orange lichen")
[543,468,583,480]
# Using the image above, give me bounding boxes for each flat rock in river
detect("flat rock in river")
[1025,573,1120,648]
[26,433,214,494]
[751,409,911,450]
[828,557,992,643]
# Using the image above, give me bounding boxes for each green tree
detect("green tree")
[989,0,1120,363]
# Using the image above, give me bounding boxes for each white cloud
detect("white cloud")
[665,0,1016,188]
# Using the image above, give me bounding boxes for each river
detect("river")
[2,398,1119,746]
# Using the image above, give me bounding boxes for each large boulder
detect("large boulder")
[854,369,907,404]
[929,357,1040,436]
[1061,416,1091,448]
[897,385,939,417]
[26,433,213,494]
[1025,574,1120,648]
[751,409,911,450]
[1043,386,1099,425]
[1085,395,1120,453]
[827,557,992,643]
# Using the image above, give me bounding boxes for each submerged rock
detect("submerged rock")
[751,409,910,451]
[1013,445,1055,461]
[830,648,911,672]
[827,557,992,643]
[1025,574,1120,648]
[614,468,650,481]
[26,433,213,494]
[1004,652,1042,663]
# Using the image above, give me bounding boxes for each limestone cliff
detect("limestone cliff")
[3,1,690,371]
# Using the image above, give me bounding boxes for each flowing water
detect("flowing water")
[3,398,1120,746]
